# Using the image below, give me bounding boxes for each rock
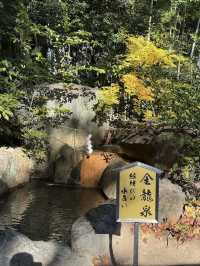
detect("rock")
[48,126,110,184]
[31,161,49,180]
[85,203,121,235]
[71,203,136,265]
[71,216,109,259]
[48,126,89,184]
[113,130,185,170]
[46,83,108,152]
[80,151,121,188]
[158,178,185,222]
[118,143,157,164]
[44,83,98,124]
[0,229,93,266]
[72,203,200,266]
[100,160,127,199]
[71,204,120,262]
[53,144,75,184]
[140,231,200,266]
[194,181,200,190]
[116,142,180,170]
[0,147,33,196]
[99,144,122,154]
[48,127,87,182]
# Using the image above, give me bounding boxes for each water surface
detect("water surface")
[0,181,105,245]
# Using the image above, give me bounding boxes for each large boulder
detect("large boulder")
[0,229,93,266]
[114,142,180,170]
[48,127,110,184]
[0,147,33,196]
[44,83,98,124]
[71,203,200,266]
[53,144,76,184]
[140,232,200,266]
[158,178,185,221]
[80,152,122,188]
[99,160,127,198]
[112,129,186,170]
[48,127,87,182]
[71,203,128,265]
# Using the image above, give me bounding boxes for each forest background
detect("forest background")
[0,0,200,163]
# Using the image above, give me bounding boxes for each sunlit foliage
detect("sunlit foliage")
[98,84,120,107]
[121,73,153,101]
[122,36,180,68]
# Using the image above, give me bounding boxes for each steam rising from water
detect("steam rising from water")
[48,85,109,168]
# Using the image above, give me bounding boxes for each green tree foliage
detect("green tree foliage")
[0,93,19,120]
[98,36,199,128]
[0,0,199,159]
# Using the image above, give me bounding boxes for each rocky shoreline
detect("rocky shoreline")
[0,147,33,197]
[0,144,200,265]
[2,198,200,266]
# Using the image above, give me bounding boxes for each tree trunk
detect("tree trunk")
[197,55,200,69]
[169,2,173,43]
[177,60,181,80]
[147,0,154,41]
[190,17,200,58]
[169,1,177,52]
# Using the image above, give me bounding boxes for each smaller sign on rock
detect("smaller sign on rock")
[117,162,162,223]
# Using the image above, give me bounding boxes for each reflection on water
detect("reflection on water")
[0,181,105,245]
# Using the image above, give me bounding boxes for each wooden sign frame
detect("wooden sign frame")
[116,162,162,223]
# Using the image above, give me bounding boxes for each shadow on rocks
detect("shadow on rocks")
[10,253,42,266]
[0,179,9,197]
[86,203,120,266]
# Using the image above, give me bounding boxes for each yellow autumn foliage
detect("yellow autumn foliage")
[122,36,184,68]
[184,203,200,219]
[121,73,154,101]
[97,36,187,118]
[98,84,119,106]
[144,110,156,121]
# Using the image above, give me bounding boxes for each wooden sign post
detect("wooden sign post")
[116,162,162,266]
